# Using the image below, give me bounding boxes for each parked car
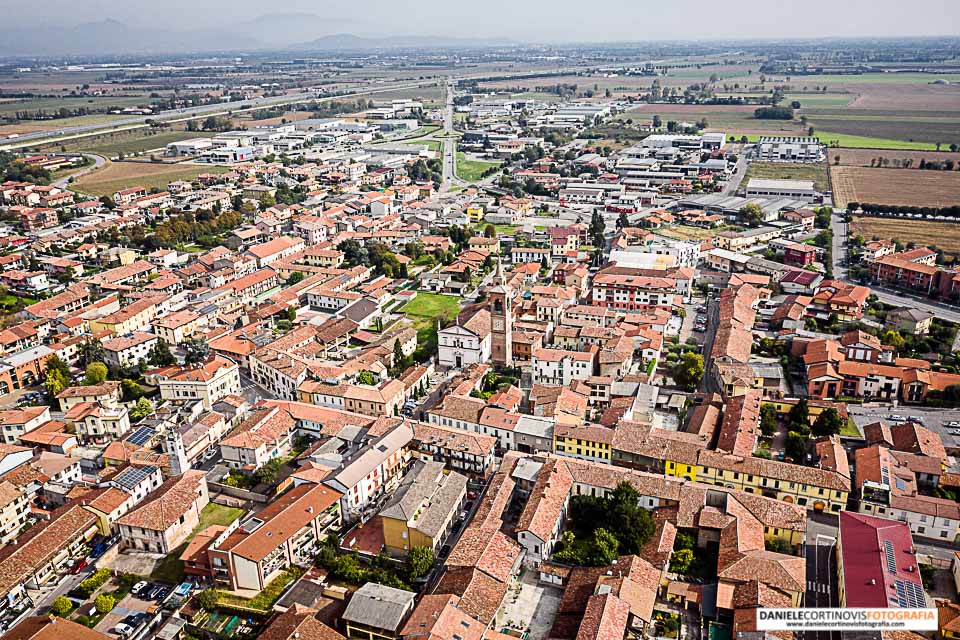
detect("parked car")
[112,623,134,638]
[131,581,149,596]
[203,449,217,461]
[890,415,905,422]
[69,560,88,574]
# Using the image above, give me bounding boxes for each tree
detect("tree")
[254,458,283,485]
[765,537,792,554]
[286,271,305,286]
[589,528,620,566]
[785,431,807,462]
[670,548,695,574]
[184,338,210,364]
[44,353,71,399]
[357,370,378,386]
[740,202,765,227]
[812,407,844,437]
[77,339,106,368]
[130,397,154,422]
[672,352,704,391]
[605,482,655,554]
[409,546,434,579]
[196,589,220,611]
[760,404,778,437]
[484,224,496,238]
[393,339,405,368]
[84,362,108,385]
[120,379,143,402]
[51,596,72,617]
[148,339,176,366]
[788,398,810,430]
[883,330,905,350]
[94,594,115,614]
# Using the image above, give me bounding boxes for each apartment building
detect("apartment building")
[0,406,51,445]
[147,355,241,410]
[380,461,467,556]
[101,331,158,369]
[208,483,342,592]
[532,347,597,386]
[0,481,29,544]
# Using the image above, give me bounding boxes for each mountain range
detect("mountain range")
[0,15,518,57]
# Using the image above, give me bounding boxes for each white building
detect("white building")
[532,347,597,386]
[437,309,491,370]
[147,355,241,410]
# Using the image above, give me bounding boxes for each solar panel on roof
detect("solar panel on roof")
[894,579,925,608]
[114,465,156,491]
[126,426,155,446]
[883,540,897,574]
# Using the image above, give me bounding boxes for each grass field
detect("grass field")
[830,166,960,208]
[194,503,245,536]
[744,161,830,191]
[816,132,943,150]
[401,292,461,322]
[403,139,441,152]
[150,502,246,584]
[72,161,230,197]
[75,130,197,157]
[849,217,960,258]
[456,152,499,183]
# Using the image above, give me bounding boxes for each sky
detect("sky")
[5,0,960,42]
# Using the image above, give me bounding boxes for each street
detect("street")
[52,153,107,189]
[804,513,840,640]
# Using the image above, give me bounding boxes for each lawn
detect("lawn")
[72,162,230,197]
[456,152,499,183]
[400,292,461,322]
[744,161,830,191]
[817,132,940,151]
[403,139,441,152]
[841,418,861,438]
[193,503,245,539]
[150,503,245,584]
[474,223,520,236]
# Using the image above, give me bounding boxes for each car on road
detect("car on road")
[890,415,905,422]
[203,448,217,461]
[439,544,451,558]
[947,421,960,427]
[908,416,923,423]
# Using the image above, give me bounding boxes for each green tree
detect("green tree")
[589,528,620,566]
[120,379,143,402]
[393,339,405,369]
[184,338,210,364]
[94,594,115,614]
[77,339,106,368]
[51,595,72,617]
[84,362,108,385]
[760,404,778,437]
[785,431,807,462]
[788,398,810,431]
[196,589,220,611]
[765,538,793,554]
[254,458,283,485]
[484,224,496,238]
[670,548,695,574]
[740,202,765,227]
[357,371,378,386]
[672,352,704,391]
[409,546,434,579]
[148,339,176,366]
[883,330,905,351]
[130,397,154,422]
[286,271,305,286]
[605,482,655,554]
[812,407,843,437]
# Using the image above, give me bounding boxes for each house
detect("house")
[57,381,121,412]
[379,460,467,556]
[532,347,597,386]
[0,481,29,544]
[837,512,925,608]
[64,401,131,445]
[0,616,113,640]
[117,470,209,554]
[886,308,935,336]
[101,331,157,369]
[0,406,51,445]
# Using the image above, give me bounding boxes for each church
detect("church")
[437,259,514,369]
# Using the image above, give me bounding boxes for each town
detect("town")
[0,27,958,640]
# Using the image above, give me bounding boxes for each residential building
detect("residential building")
[117,470,209,553]
[379,461,466,556]
[837,512,925,608]
[341,583,416,640]
[147,355,241,410]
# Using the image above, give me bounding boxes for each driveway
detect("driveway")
[94,594,153,637]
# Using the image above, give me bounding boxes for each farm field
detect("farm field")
[818,132,941,151]
[830,166,960,208]
[744,161,830,192]
[72,161,229,197]
[656,224,737,241]
[73,130,198,157]
[456,152,499,183]
[849,217,960,259]
[828,148,960,167]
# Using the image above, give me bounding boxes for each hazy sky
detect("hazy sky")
[6,0,960,41]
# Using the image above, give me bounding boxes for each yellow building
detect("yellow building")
[664,448,850,514]
[554,424,614,464]
[89,297,162,336]
[466,205,485,223]
[379,461,466,556]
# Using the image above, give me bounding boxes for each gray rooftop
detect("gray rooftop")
[341,582,416,631]
[379,460,466,540]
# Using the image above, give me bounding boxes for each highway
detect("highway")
[0,80,437,152]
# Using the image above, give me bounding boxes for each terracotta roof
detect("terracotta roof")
[117,470,206,531]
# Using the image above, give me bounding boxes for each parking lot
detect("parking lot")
[848,404,960,453]
[94,594,153,638]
